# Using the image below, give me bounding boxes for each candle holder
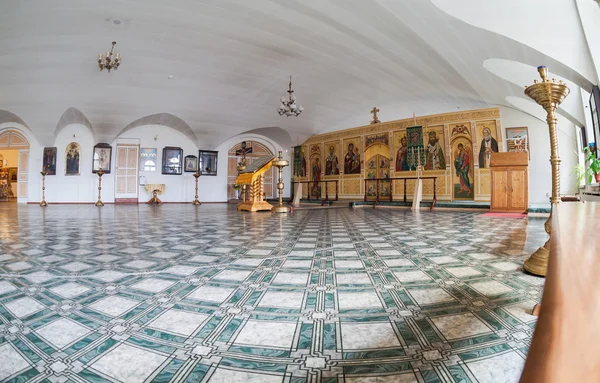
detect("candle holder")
[523,66,570,277]
[271,151,289,213]
[40,171,48,207]
[192,172,201,205]
[95,170,105,207]
[237,159,247,203]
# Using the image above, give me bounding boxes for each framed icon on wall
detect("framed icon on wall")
[184,155,198,172]
[162,147,183,175]
[198,150,218,176]
[42,147,57,175]
[93,143,112,174]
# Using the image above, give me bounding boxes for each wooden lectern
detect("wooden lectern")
[236,156,275,212]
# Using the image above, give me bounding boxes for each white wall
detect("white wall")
[499,106,579,205]
[4,122,292,204]
[114,125,200,203]
[44,124,97,203]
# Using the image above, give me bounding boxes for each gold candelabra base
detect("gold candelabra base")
[96,170,104,207]
[192,173,201,205]
[40,171,47,207]
[271,151,289,214]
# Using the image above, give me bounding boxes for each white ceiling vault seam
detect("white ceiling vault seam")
[0,0,594,146]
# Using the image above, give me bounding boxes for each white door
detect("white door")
[115,145,139,199]
[17,150,28,203]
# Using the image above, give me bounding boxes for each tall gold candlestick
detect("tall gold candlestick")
[272,151,289,213]
[40,171,48,207]
[95,170,104,207]
[192,172,201,205]
[523,66,570,276]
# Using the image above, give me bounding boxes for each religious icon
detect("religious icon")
[325,144,339,175]
[42,147,57,175]
[425,131,446,170]
[311,157,322,197]
[506,127,529,155]
[454,142,473,198]
[162,147,183,175]
[395,135,409,172]
[184,155,198,172]
[65,142,80,176]
[198,150,218,176]
[293,146,306,177]
[343,141,361,174]
[93,143,112,174]
[478,126,499,168]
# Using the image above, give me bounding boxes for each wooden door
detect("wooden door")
[115,145,139,200]
[508,168,527,212]
[17,150,28,203]
[491,169,508,211]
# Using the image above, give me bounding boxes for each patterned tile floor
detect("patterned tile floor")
[0,204,547,383]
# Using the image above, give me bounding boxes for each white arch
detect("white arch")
[54,107,95,143]
[115,113,199,146]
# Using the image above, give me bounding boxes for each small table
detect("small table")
[145,184,165,205]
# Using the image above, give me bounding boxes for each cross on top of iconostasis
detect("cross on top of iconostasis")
[370,107,381,124]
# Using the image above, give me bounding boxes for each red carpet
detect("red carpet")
[480,212,527,218]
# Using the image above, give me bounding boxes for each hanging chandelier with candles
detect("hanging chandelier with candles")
[97,41,121,72]
[277,76,304,117]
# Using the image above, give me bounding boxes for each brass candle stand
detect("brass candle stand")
[523,66,569,276]
[192,172,201,205]
[272,151,289,213]
[40,171,48,207]
[95,170,105,207]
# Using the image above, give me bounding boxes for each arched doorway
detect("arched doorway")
[227,141,275,200]
[0,129,30,203]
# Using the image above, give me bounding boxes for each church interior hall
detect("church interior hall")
[1,0,600,382]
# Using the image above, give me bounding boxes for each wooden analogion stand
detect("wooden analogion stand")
[235,156,275,212]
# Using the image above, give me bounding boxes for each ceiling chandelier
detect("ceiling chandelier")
[277,76,304,117]
[97,41,121,72]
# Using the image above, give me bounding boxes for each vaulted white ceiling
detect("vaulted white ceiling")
[0,0,597,148]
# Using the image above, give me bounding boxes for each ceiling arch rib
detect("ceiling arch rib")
[0,109,30,130]
[55,107,95,143]
[116,113,199,146]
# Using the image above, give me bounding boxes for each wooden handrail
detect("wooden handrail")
[519,202,600,382]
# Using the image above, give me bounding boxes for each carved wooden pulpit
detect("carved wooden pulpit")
[235,156,275,212]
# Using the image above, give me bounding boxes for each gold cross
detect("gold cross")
[370,107,381,124]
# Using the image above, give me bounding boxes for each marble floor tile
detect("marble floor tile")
[341,322,401,349]
[407,288,456,305]
[272,271,309,285]
[130,278,175,293]
[431,313,492,340]
[466,351,526,383]
[234,320,297,348]
[148,308,208,336]
[88,295,139,317]
[0,204,545,382]
[338,291,382,309]
[187,284,237,302]
[0,343,31,381]
[4,296,45,318]
[208,368,283,383]
[470,280,514,296]
[50,282,91,298]
[36,317,90,348]
[258,290,305,308]
[91,343,167,383]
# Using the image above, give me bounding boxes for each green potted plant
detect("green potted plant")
[583,147,600,184]
[572,162,586,192]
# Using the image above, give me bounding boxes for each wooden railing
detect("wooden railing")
[363,177,437,209]
[519,202,600,382]
[290,180,339,205]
